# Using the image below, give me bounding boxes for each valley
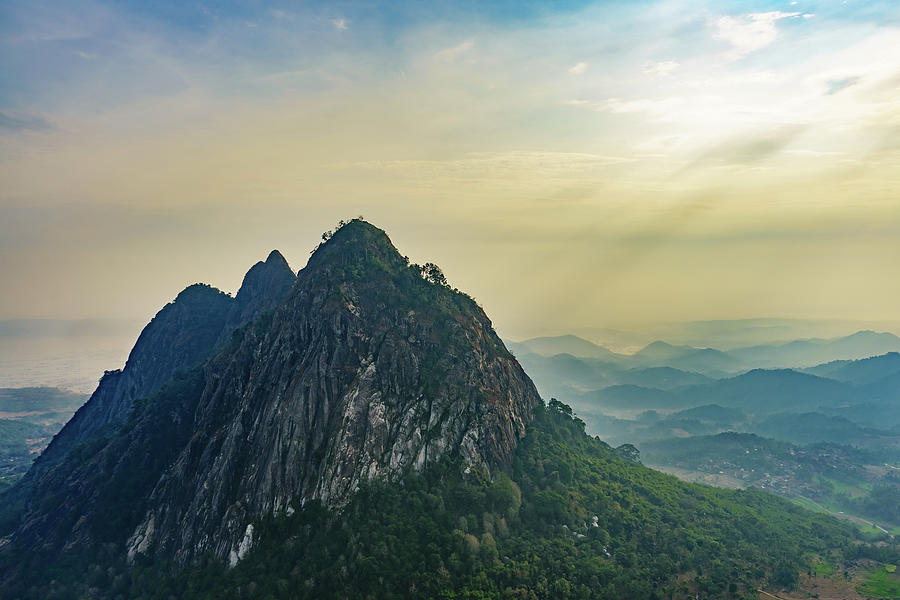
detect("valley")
[508,334,900,540]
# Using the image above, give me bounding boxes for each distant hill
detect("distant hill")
[632,341,741,375]
[756,412,897,448]
[575,369,856,417]
[634,340,689,361]
[512,353,615,398]
[573,318,900,351]
[687,369,855,414]
[730,331,900,369]
[804,352,900,385]
[509,331,900,397]
[578,384,683,410]
[616,366,713,390]
[634,331,900,373]
[507,334,625,360]
[864,370,900,401]
[668,404,745,426]
[628,318,900,349]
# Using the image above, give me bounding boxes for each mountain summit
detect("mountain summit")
[4,219,540,569]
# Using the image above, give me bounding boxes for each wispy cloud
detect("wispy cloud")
[643,60,679,77]
[685,124,809,170]
[568,61,589,75]
[825,76,859,94]
[0,110,55,133]
[711,11,799,58]
[433,39,474,62]
[1,0,899,330]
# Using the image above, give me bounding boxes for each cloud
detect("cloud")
[712,11,800,58]
[568,61,589,75]
[433,39,474,62]
[2,0,900,331]
[686,124,809,169]
[345,151,634,179]
[825,76,859,95]
[0,110,56,133]
[643,60,680,77]
[591,97,683,118]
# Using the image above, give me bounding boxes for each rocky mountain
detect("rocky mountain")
[219,249,297,342]
[1,220,539,573]
[23,250,296,480]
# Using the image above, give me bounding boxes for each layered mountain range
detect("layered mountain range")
[0,220,539,572]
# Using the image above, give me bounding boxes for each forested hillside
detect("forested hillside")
[11,401,877,600]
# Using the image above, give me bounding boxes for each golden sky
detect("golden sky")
[1,1,899,338]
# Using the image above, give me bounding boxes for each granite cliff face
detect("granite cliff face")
[2,220,540,572]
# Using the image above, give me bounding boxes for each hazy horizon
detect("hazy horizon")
[3,312,899,393]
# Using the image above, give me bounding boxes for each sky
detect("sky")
[1,0,899,340]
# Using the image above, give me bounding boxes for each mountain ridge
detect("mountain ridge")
[23,252,297,482]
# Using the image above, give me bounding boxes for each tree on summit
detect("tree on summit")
[421,262,448,287]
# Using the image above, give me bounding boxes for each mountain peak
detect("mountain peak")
[844,329,897,340]
[644,340,676,349]
[265,248,290,269]
[235,250,295,300]
[635,340,684,358]
[11,220,539,569]
[173,282,229,304]
[223,249,297,339]
[306,218,407,274]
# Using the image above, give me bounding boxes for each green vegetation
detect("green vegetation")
[857,565,900,599]
[643,432,900,533]
[810,557,835,577]
[7,399,875,599]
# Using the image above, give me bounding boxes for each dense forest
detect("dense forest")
[10,400,887,600]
